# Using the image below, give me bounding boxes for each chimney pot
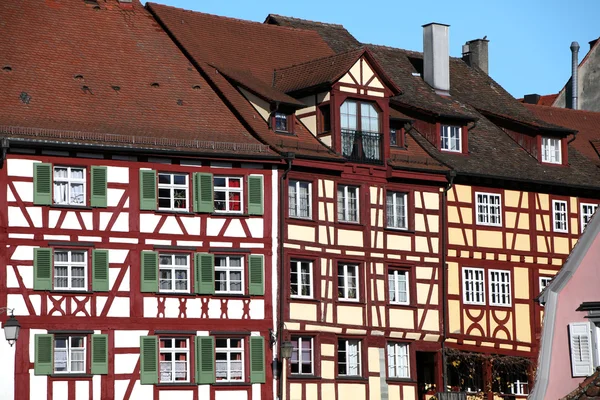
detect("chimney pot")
[462,38,489,75]
[523,94,541,105]
[423,22,450,96]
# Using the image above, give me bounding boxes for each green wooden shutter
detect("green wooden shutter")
[139,170,157,211]
[90,166,108,208]
[248,255,264,296]
[33,163,53,205]
[195,253,214,295]
[91,334,109,375]
[140,336,158,385]
[140,251,158,293]
[34,248,52,290]
[247,175,264,215]
[195,336,215,384]
[34,334,53,375]
[194,172,214,213]
[92,249,109,292]
[250,336,266,383]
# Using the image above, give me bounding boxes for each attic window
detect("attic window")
[441,125,462,152]
[541,137,561,164]
[390,120,404,147]
[274,112,292,133]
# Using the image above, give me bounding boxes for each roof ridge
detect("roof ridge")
[525,103,600,116]
[266,13,347,29]
[274,47,364,73]
[365,43,465,61]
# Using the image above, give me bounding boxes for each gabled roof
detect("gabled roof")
[518,93,559,106]
[273,47,401,95]
[525,104,600,165]
[0,0,274,157]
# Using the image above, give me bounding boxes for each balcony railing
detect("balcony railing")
[341,129,383,165]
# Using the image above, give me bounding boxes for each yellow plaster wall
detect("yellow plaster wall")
[463,311,487,336]
[513,267,529,299]
[338,229,363,247]
[538,193,549,210]
[371,209,383,227]
[290,302,317,321]
[416,267,433,280]
[320,135,332,147]
[460,207,473,224]
[427,215,440,233]
[423,192,439,210]
[361,58,374,84]
[447,263,459,295]
[515,304,532,343]
[369,377,382,400]
[419,309,440,331]
[368,348,380,373]
[322,384,335,400]
[554,236,571,254]
[339,384,366,400]
[389,308,415,329]
[300,115,317,136]
[416,283,430,304]
[388,385,401,400]
[476,230,503,249]
[370,186,381,205]
[448,300,461,334]
[448,206,460,223]
[512,233,531,251]
[454,185,472,203]
[403,385,417,400]
[238,87,270,122]
[349,60,361,83]
[288,225,316,242]
[505,211,517,229]
[504,190,521,207]
[290,383,302,400]
[305,384,318,400]
[322,360,335,379]
[337,305,364,325]
[321,344,335,357]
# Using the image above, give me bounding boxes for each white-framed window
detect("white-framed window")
[158,173,188,211]
[159,254,190,293]
[539,276,552,292]
[54,250,87,291]
[462,267,485,305]
[552,200,568,233]
[291,336,313,375]
[338,263,359,301]
[215,256,244,294]
[290,260,313,298]
[475,192,502,226]
[581,203,598,232]
[159,338,190,383]
[53,166,86,206]
[510,380,529,396]
[215,338,244,381]
[338,339,361,376]
[541,137,562,164]
[489,270,511,306]
[387,342,410,378]
[289,180,312,219]
[386,191,408,229]
[338,185,359,222]
[274,112,290,132]
[214,177,243,213]
[54,336,86,373]
[440,125,461,152]
[388,269,409,305]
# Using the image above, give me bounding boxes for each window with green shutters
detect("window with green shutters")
[139,169,157,211]
[92,249,109,292]
[90,166,108,208]
[141,251,159,293]
[34,248,53,290]
[33,163,108,207]
[249,336,266,383]
[34,333,108,376]
[247,175,264,215]
[194,172,214,213]
[140,336,158,384]
[195,253,214,295]
[34,163,53,205]
[91,334,109,374]
[196,336,215,384]
[34,334,54,375]
[248,255,264,296]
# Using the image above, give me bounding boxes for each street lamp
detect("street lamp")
[0,308,20,346]
[280,341,293,360]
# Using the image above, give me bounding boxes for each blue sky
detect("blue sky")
[148,0,600,98]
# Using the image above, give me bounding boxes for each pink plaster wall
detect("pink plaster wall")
[544,233,600,398]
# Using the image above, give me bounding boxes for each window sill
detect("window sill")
[288,375,321,380]
[50,290,93,295]
[386,377,415,384]
[336,220,362,227]
[154,292,196,297]
[213,293,251,298]
[289,297,319,303]
[336,376,368,382]
[388,302,416,309]
[275,130,296,136]
[156,383,197,387]
[155,210,195,215]
[51,204,93,210]
[50,374,93,379]
[213,381,251,386]
[211,212,249,217]
[288,216,314,223]
[385,227,415,234]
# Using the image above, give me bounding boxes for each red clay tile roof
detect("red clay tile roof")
[0,0,275,156]
[525,104,600,165]
[561,367,600,400]
[518,94,559,106]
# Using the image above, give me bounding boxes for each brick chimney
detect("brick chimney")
[462,38,489,75]
[423,23,450,96]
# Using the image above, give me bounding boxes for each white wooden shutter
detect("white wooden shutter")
[569,322,594,377]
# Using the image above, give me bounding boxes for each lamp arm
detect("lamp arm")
[0,307,14,316]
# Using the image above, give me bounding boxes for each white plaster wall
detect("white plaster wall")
[159,216,183,235]
[159,390,194,400]
[140,214,162,233]
[12,181,33,202]
[249,299,265,319]
[107,166,129,183]
[107,297,130,317]
[0,323,15,400]
[224,219,245,237]
[29,370,47,400]
[75,380,89,400]
[215,391,248,400]
[114,330,147,348]
[107,188,125,207]
[8,207,29,227]
[7,158,38,177]
[246,218,264,238]
[115,353,139,374]
[207,218,226,236]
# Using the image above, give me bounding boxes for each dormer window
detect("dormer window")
[441,125,461,152]
[274,112,291,133]
[340,100,382,164]
[390,120,404,147]
[541,137,561,164]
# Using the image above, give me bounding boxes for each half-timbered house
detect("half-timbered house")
[0,1,280,399]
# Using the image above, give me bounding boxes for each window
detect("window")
[159,338,190,383]
[290,260,312,298]
[338,339,361,376]
[386,191,407,229]
[158,173,188,211]
[338,263,359,301]
[214,177,243,213]
[54,336,86,373]
[462,267,485,305]
[338,185,359,222]
[387,342,410,378]
[539,276,552,292]
[215,255,244,294]
[216,338,244,381]
[390,120,403,147]
[552,200,568,233]
[388,269,409,305]
[475,192,502,226]
[440,125,461,152]
[541,137,562,164]
[54,250,87,291]
[581,203,598,232]
[289,180,312,219]
[291,336,313,375]
[159,254,190,293]
[489,270,511,306]
[340,100,381,162]
[53,166,86,206]
[319,104,331,133]
[274,112,290,133]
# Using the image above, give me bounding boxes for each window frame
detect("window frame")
[54,335,87,374]
[462,267,486,306]
[53,165,87,206]
[273,112,293,134]
[337,338,362,377]
[389,120,404,148]
[337,184,360,223]
[552,199,568,233]
[157,172,189,212]
[386,191,408,230]
[288,180,312,220]
[213,176,244,214]
[488,269,512,307]
[338,263,360,302]
[539,276,552,292]
[475,192,502,227]
[159,337,191,384]
[158,253,191,294]
[53,249,88,291]
[214,255,245,295]
[440,125,462,153]
[388,268,410,305]
[387,342,410,379]
[290,336,314,375]
[290,259,313,299]
[580,203,598,233]
[541,136,562,164]
[215,337,245,382]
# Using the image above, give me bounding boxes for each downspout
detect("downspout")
[441,170,456,392]
[568,131,578,144]
[277,152,294,400]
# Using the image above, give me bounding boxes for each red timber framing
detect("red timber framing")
[1,150,278,400]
